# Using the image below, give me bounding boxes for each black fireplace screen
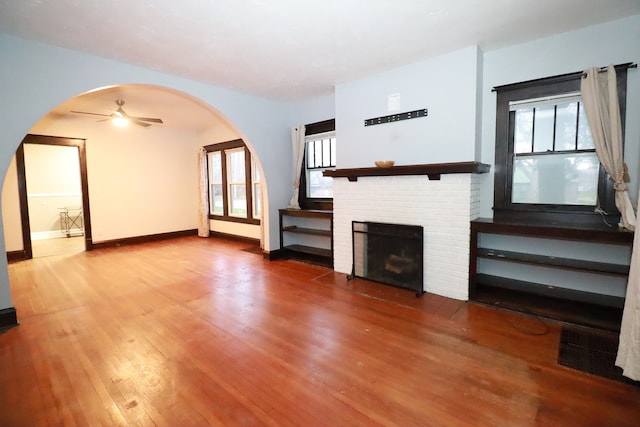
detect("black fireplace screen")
[352,221,424,295]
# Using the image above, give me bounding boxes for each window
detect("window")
[511,94,597,205]
[493,65,630,226]
[306,133,336,198]
[252,160,261,218]
[299,119,336,210]
[226,148,247,217]
[209,151,223,215]
[205,139,260,224]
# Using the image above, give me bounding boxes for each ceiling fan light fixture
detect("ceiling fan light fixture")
[112,112,129,127]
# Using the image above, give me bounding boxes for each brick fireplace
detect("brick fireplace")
[325,162,489,300]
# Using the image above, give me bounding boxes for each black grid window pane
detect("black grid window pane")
[307,142,314,168]
[513,99,594,155]
[314,140,322,167]
[514,109,533,153]
[577,103,595,149]
[555,102,578,151]
[330,138,336,165]
[306,137,336,169]
[533,106,554,152]
[322,139,331,166]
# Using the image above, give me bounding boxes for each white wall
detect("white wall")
[1,157,21,251]
[479,15,640,217]
[290,94,336,126]
[23,119,201,242]
[335,46,481,168]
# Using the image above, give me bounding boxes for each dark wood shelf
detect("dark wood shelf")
[477,248,630,276]
[284,244,332,258]
[476,273,624,309]
[469,217,632,331]
[278,208,332,219]
[282,226,332,237]
[323,161,490,181]
[472,217,633,244]
[473,283,623,332]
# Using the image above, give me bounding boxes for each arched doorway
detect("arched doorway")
[2,84,266,260]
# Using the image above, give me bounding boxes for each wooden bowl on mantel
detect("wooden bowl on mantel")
[375,160,395,168]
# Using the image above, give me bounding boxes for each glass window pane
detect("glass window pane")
[210,184,223,215]
[322,139,331,167]
[229,183,247,216]
[330,138,336,166]
[208,152,222,182]
[253,183,261,218]
[252,159,260,182]
[533,106,554,152]
[307,141,314,168]
[555,102,578,151]
[308,170,333,198]
[514,109,533,154]
[512,152,598,205]
[314,140,322,168]
[577,102,595,150]
[227,149,245,182]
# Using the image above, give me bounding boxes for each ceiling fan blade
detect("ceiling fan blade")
[132,119,151,127]
[117,105,163,125]
[128,116,163,124]
[71,110,112,118]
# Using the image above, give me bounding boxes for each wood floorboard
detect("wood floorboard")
[1,236,639,426]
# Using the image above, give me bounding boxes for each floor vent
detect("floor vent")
[558,326,637,385]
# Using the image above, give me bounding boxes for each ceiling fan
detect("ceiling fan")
[71,100,164,127]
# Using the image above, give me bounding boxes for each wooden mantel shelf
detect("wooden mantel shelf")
[323,161,491,181]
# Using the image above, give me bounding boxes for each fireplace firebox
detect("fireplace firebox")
[351,221,424,296]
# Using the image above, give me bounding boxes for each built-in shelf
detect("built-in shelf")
[477,248,630,276]
[470,218,633,331]
[279,209,333,267]
[282,225,332,237]
[323,161,490,181]
[475,273,625,309]
[284,244,332,258]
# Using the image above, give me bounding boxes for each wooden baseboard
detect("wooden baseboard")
[92,229,198,250]
[0,307,18,330]
[6,250,28,263]
[264,248,285,261]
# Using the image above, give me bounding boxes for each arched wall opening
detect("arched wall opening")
[0,34,297,320]
[3,84,269,256]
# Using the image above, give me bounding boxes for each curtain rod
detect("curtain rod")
[582,62,637,77]
[491,62,637,92]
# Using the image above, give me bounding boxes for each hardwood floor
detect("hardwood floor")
[1,236,638,426]
[31,236,85,258]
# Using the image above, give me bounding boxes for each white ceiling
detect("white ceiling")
[1,0,639,130]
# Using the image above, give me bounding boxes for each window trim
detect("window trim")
[492,64,631,226]
[299,119,335,211]
[204,139,260,225]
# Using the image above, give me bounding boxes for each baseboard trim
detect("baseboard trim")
[265,248,285,261]
[92,229,198,250]
[6,250,28,263]
[0,307,18,330]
